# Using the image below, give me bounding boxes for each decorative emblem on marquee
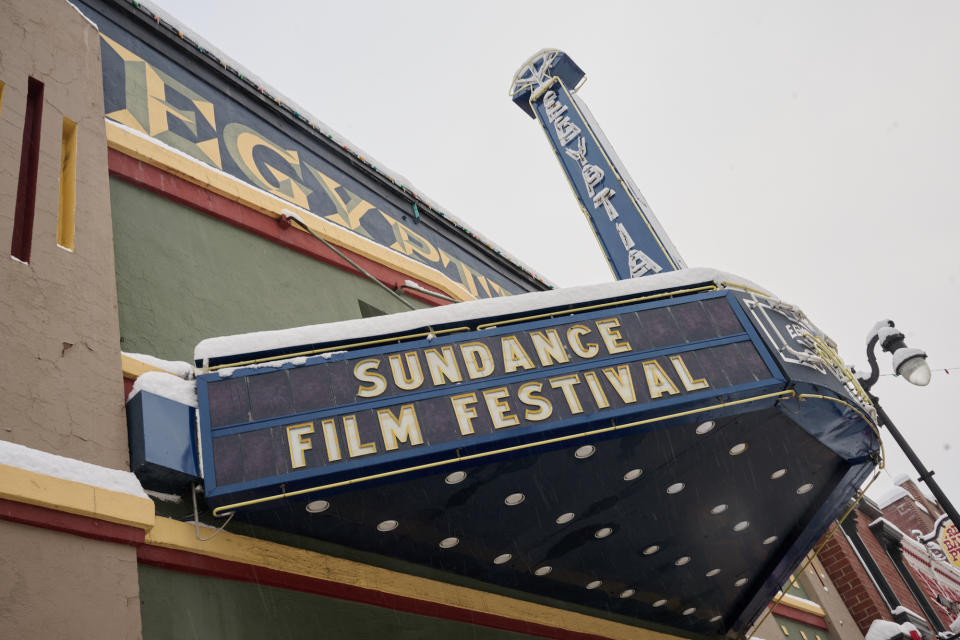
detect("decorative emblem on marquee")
[739,290,876,420]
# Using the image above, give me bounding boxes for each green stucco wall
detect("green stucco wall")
[110,178,423,361]
[138,564,541,640]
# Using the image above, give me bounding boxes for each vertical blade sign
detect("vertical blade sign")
[511,50,685,280]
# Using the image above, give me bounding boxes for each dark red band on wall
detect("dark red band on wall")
[0,497,145,546]
[137,544,619,640]
[11,77,45,263]
[107,149,450,308]
[772,604,829,630]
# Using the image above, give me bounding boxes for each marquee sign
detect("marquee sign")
[73,1,532,300]
[510,50,686,279]
[198,291,782,504]
[186,275,881,635]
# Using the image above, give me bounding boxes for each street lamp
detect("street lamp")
[857,320,959,530]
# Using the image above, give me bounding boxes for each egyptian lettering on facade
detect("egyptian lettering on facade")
[99,34,516,299]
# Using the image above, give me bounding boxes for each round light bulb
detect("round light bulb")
[439,536,460,549]
[574,444,596,459]
[623,468,643,481]
[305,500,330,513]
[445,470,467,485]
[377,519,398,532]
[695,420,716,435]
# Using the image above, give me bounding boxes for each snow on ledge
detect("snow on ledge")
[130,371,197,407]
[195,268,771,363]
[0,439,147,498]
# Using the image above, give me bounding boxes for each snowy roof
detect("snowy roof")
[0,439,146,498]
[128,0,550,288]
[876,486,912,509]
[194,267,768,363]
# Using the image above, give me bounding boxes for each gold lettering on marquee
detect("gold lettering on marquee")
[517,382,553,421]
[550,374,584,414]
[483,387,520,429]
[460,342,494,379]
[355,359,387,398]
[424,346,462,385]
[670,355,710,392]
[450,393,479,435]
[501,336,535,373]
[388,352,424,391]
[567,325,599,358]
[643,360,680,399]
[596,318,632,354]
[377,404,423,451]
[583,371,610,409]
[602,365,637,404]
[286,423,314,469]
[320,419,342,462]
[343,415,377,457]
[530,329,570,367]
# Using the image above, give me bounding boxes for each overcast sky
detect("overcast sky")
[149,0,960,508]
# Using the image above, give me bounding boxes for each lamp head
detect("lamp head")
[876,321,931,387]
[895,349,931,386]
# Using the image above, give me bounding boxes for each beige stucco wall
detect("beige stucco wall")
[0,520,142,639]
[798,558,865,640]
[0,0,128,469]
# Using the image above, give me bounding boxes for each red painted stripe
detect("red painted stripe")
[123,376,135,399]
[107,149,450,308]
[0,497,144,546]
[772,604,829,630]
[137,545,619,640]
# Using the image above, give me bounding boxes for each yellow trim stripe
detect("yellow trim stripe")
[776,593,826,617]
[0,463,155,531]
[121,353,172,380]
[146,516,681,640]
[105,121,477,304]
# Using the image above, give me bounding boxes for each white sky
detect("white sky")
[148,0,960,508]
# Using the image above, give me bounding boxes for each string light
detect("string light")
[880,365,958,378]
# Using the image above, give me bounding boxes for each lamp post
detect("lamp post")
[858,320,960,530]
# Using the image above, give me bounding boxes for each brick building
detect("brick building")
[817,478,960,638]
